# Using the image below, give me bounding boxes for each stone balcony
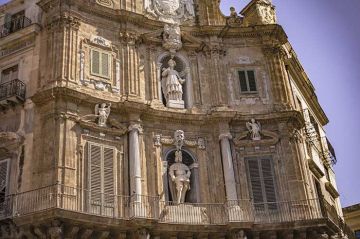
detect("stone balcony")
[0,185,340,227]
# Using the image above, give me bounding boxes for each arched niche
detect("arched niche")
[157,52,194,109]
[163,148,200,203]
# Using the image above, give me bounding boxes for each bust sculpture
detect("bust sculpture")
[246,119,261,140]
[169,150,191,204]
[161,59,185,108]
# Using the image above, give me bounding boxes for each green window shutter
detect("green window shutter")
[101,53,109,77]
[91,50,100,75]
[238,71,248,92]
[247,71,257,92]
[89,144,102,207]
[103,147,115,204]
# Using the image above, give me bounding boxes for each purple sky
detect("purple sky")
[1,0,359,207]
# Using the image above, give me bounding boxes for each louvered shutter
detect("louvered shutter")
[103,147,115,216]
[101,53,109,77]
[0,160,8,192]
[89,144,102,214]
[247,71,257,92]
[238,71,248,92]
[247,159,264,209]
[260,158,277,210]
[91,50,100,75]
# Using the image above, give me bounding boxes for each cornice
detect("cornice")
[286,57,329,126]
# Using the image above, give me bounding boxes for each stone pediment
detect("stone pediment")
[77,117,128,136]
[233,130,279,146]
[140,29,203,50]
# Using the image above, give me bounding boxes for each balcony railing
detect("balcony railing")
[0,185,339,227]
[0,16,32,38]
[0,79,26,104]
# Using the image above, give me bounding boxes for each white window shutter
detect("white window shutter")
[91,50,100,75]
[261,158,277,203]
[103,147,115,204]
[89,144,102,208]
[101,53,109,77]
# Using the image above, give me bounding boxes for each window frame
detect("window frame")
[238,70,258,94]
[1,64,19,83]
[90,48,112,80]
[245,156,278,210]
[0,158,10,197]
[85,141,118,216]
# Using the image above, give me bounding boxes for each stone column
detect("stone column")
[189,163,201,203]
[185,66,194,108]
[129,123,143,199]
[219,133,237,201]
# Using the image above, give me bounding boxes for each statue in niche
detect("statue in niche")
[168,130,191,204]
[161,59,185,108]
[246,119,261,140]
[169,150,191,204]
[95,103,111,127]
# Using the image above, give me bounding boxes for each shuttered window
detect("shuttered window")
[238,70,257,93]
[0,159,9,208]
[87,143,116,216]
[91,49,111,79]
[246,157,277,210]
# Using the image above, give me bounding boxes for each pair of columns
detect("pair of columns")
[129,122,238,202]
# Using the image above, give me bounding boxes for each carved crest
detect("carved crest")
[145,0,195,24]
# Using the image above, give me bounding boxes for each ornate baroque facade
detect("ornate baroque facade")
[0,0,354,238]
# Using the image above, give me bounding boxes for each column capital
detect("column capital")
[219,133,232,141]
[128,123,143,134]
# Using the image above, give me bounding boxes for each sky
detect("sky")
[0,0,359,207]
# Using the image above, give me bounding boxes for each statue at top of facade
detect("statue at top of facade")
[161,59,185,108]
[169,149,191,204]
[163,24,183,53]
[246,119,261,140]
[145,0,195,24]
[95,103,111,127]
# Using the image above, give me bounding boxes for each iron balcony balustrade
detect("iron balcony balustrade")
[0,184,341,227]
[0,16,32,38]
[0,79,26,104]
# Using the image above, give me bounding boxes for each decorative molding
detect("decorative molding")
[325,182,340,198]
[95,0,114,8]
[90,35,112,48]
[154,132,206,149]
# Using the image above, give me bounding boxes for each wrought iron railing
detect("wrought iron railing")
[0,184,346,228]
[0,16,32,38]
[0,79,26,103]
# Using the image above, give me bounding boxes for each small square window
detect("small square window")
[90,49,111,79]
[238,70,257,93]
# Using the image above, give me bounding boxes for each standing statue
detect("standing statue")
[246,119,261,140]
[161,59,185,108]
[169,150,191,204]
[95,103,111,127]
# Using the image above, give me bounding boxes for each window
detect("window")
[1,65,18,83]
[86,142,116,216]
[355,230,360,239]
[90,49,111,79]
[0,159,9,215]
[238,70,257,93]
[246,157,277,210]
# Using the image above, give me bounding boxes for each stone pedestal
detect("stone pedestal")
[167,100,185,109]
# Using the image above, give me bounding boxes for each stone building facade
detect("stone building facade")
[344,204,360,239]
[0,0,354,238]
